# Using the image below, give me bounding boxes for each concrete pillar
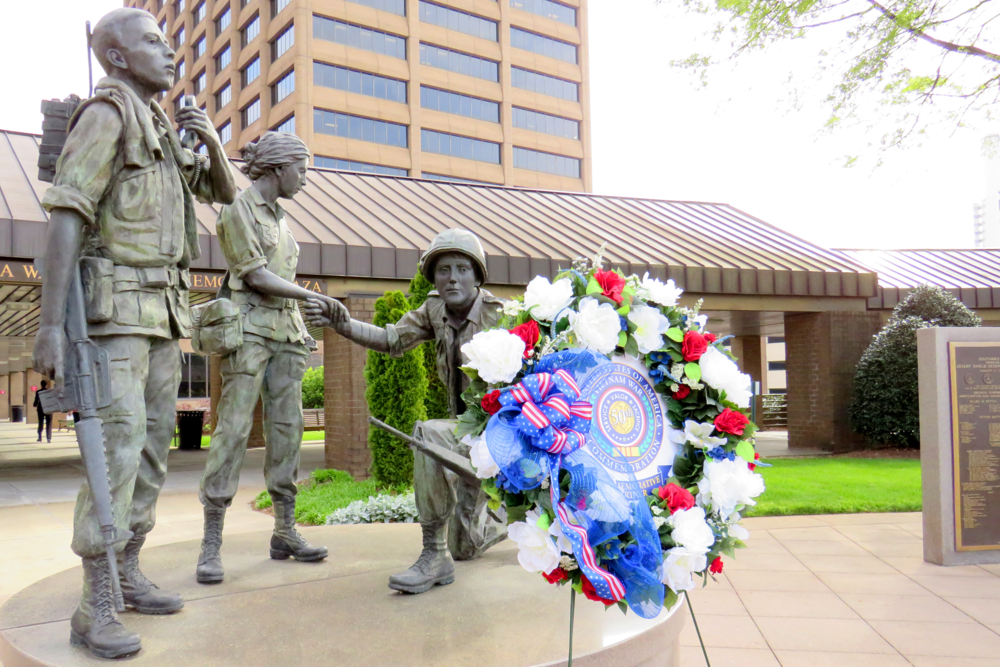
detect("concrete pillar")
[246,398,266,449]
[0,374,9,420]
[731,335,767,420]
[784,311,882,453]
[324,296,377,479]
[209,355,222,431]
[9,371,24,420]
[25,369,43,424]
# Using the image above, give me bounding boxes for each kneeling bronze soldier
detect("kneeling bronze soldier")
[303,229,506,593]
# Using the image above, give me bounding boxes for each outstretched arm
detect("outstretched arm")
[302,298,390,353]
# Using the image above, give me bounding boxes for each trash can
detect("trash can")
[177,410,206,450]
[11,405,24,423]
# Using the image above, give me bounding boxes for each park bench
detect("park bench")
[303,408,324,431]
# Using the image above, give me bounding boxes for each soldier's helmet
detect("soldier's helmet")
[419,228,488,284]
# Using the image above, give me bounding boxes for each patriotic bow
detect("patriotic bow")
[497,370,592,455]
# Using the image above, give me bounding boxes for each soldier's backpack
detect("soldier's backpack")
[37,95,84,184]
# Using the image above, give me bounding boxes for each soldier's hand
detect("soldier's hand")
[304,297,350,332]
[176,106,220,147]
[33,325,65,387]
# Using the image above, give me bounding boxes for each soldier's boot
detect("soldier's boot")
[70,556,142,659]
[196,507,226,584]
[118,531,184,614]
[269,496,328,562]
[388,521,455,594]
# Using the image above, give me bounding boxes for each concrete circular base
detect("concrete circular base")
[0,524,685,667]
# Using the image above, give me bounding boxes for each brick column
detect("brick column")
[731,335,767,423]
[9,370,24,420]
[784,311,882,453]
[324,296,377,479]
[209,355,222,431]
[0,374,9,420]
[246,398,266,449]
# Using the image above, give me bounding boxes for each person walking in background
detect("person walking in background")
[33,380,52,443]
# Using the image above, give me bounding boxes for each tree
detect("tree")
[408,271,450,420]
[850,285,980,447]
[364,291,428,486]
[301,365,324,409]
[667,0,1000,152]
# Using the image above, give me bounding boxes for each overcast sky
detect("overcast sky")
[0,0,986,249]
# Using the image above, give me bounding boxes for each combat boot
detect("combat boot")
[70,556,142,659]
[118,531,184,614]
[388,521,455,594]
[269,496,328,561]
[196,507,226,584]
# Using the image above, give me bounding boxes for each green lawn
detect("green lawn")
[744,458,922,517]
[253,469,407,525]
[175,430,325,449]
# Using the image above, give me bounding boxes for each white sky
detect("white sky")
[0,0,986,249]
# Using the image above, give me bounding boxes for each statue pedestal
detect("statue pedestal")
[0,524,685,667]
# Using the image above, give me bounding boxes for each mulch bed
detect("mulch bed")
[834,448,921,460]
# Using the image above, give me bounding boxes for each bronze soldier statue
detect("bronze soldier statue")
[303,229,506,594]
[195,132,338,584]
[32,8,237,659]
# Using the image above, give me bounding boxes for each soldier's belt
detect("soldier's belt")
[113,265,189,289]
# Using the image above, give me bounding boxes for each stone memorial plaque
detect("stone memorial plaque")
[949,342,1000,551]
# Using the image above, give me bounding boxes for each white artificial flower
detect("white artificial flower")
[463,434,499,479]
[728,523,750,541]
[681,420,727,449]
[627,303,671,354]
[460,329,525,384]
[523,276,575,322]
[667,506,716,554]
[697,458,766,521]
[547,517,574,554]
[637,272,683,307]
[503,300,526,317]
[508,509,561,574]
[688,314,708,332]
[568,297,621,355]
[698,347,753,409]
[661,546,707,593]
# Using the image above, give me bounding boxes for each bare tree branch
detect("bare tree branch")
[865,0,1000,63]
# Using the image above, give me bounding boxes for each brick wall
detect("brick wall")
[324,297,377,479]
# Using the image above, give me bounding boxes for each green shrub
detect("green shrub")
[364,291,428,486]
[850,285,980,448]
[409,271,450,419]
[302,365,324,409]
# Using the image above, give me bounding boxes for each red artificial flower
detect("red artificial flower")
[714,408,750,436]
[656,483,695,514]
[509,320,541,359]
[581,575,616,607]
[749,452,761,472]
[672,385,691,400]
[481,390,502,415]
[594,270,626,305]
[543,568,569,585]
[704,333,717,343]
[681,331,709,362]
[709,557,724,575]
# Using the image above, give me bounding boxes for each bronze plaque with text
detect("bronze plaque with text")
[949,342,1000,551]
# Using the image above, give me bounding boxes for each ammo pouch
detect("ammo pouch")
[191,298,243,356]
[80,257,115,323]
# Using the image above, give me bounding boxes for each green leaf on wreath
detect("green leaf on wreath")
[663,589,678,610]
[667,349,683,362]
[616,303,630,315]
[505,503,530,524]
[666,327,684,343]
[735,440,755,463]
[586,276,602,295]
[618,331,628,348]
[684,362,701,383]
[455,410,486,439]
[624,335,640,358]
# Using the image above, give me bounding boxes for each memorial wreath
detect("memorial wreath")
[454,247,766,619]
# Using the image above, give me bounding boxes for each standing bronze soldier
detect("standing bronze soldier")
[195,132,337,584]
[303,229,506,594]
[32,8,237,659]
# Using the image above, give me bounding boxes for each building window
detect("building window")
[511,67,578,101]
[272,70,295,104]
[194,1,206,23]
[422,129,500,164]
[314,63,407,103]
[173,94,184,115]
[195,69,207,93]
[242,14,261,47]
[419,43,498,82]
[421,86,498,123]
[176,58,186,79]
[242,97,261,128]
[174,26,186,48]
[215,6,231,34]
[215,43,231,71]
[313,16,407,59]
[178,353,209,398]
[242,56,261,85]
[510,27,577,64]
[768,361,787,371]
[159,18,167,35]
[513,146,580,178]
[175,0,186,12]
[315,156,408,176]
[274,115,296,133]
[423,173,490,184]
[194,35,206,59]
[510,0,576,26]
[272,0,292,17]
[512,107,578,139]
[216,83,232,109]
[272,24,295,59]
[344,0,406,16]
[219,121,232,145]
[418,1,497,41]
[313,109,408,148]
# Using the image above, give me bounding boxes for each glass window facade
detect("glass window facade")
[195,70,207,93]
[272,23,294,59]
[242,97,261,127]
[419,2,497,41]
[194,1,206,23]
[314,109,409,148]
[178,353,208,398]
[419,43,498,82]
[345,0,406,15]
[272,0,292,16]
[421,129,500,163]
[511,67,578,101]
[314,63,407,103]
[176,58,185,79]
[512,107,578,139]
[273,70,295,104]
[159,19,167,35]
[175,26,185,48]
[510,27,576,64]
[274,115,296,133]
[216,83,232,110]
[216,44,231,71]
[513,146,580,178]
[510,0,575,26]
[423,173,490,184]
[242,14,260,47]
[216,7,231,33]
[313,17,407,59]
[315,156,408,176]
[219,122,232,145]
[242,56,260,85]
[194,35,206,59]
[421,86,498,123]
